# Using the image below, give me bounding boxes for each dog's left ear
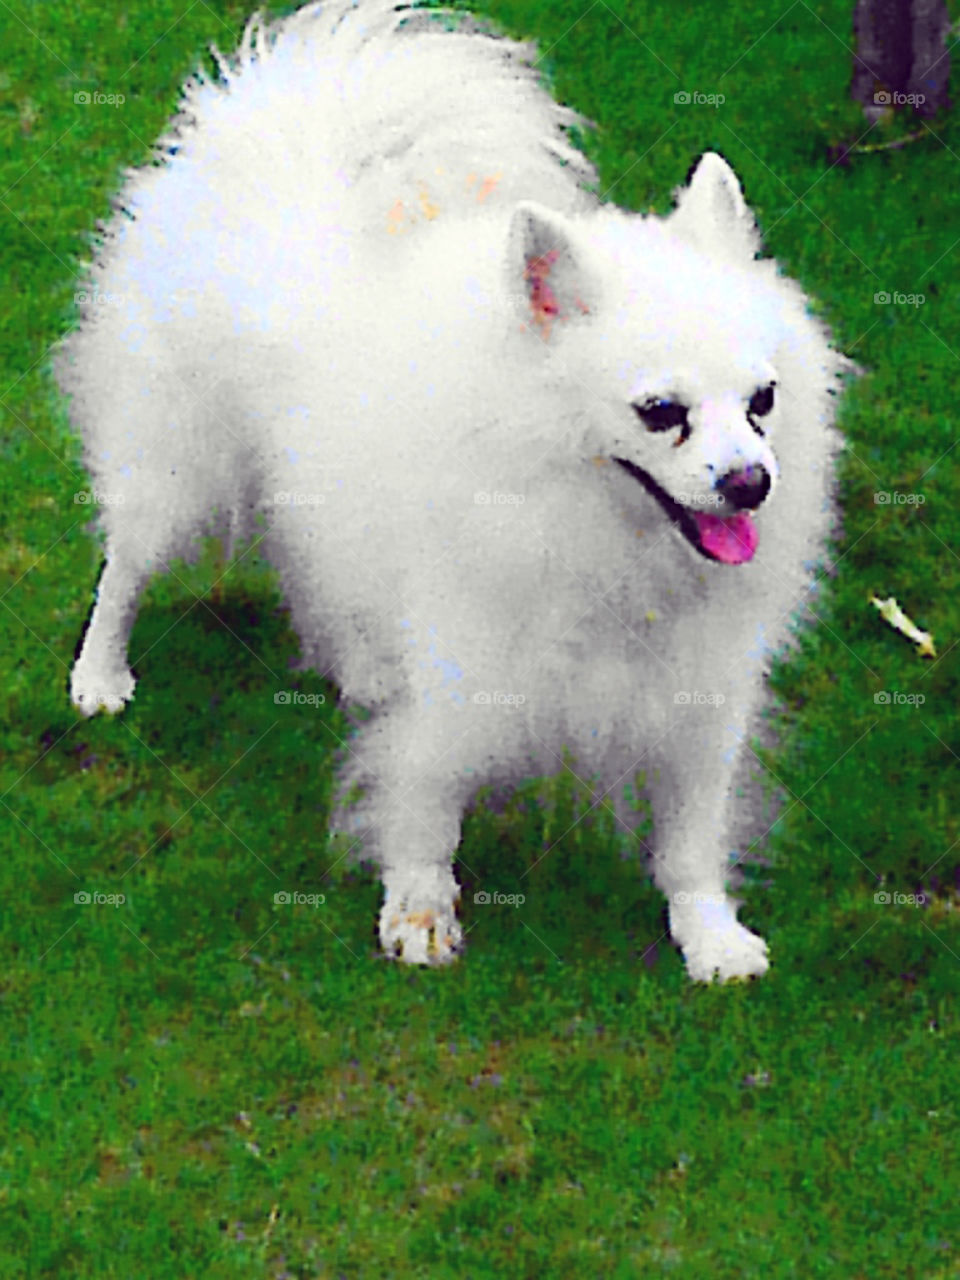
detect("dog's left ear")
[506,201,600,342]
[671,152,761,261]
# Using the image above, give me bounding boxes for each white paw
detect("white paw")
[669,893,769,983]
[379,875,462,966]
[70,661,136,717]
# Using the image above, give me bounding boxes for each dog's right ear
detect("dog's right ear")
[671,152,762,261]
[506,201,600,342]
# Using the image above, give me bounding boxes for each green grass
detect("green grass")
[3,0,959,1274]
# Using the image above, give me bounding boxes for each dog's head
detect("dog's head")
[506,153,850,565]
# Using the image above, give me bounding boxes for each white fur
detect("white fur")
[56,0,856,981]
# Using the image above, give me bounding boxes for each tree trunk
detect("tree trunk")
[852,0,952,119]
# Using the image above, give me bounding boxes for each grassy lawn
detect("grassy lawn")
[2,0,959,1274]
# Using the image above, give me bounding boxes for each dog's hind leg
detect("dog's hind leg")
[70,541,152,716]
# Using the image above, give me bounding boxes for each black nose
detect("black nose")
[717,464,771,510]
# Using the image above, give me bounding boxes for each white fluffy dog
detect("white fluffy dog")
[56,0,856,981]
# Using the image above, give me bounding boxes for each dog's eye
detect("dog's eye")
[635,399,689,433]
[748,382,775,419]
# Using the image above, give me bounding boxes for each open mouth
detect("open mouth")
[614,458,758,565]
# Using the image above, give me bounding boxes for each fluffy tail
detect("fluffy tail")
[159,0,600,232]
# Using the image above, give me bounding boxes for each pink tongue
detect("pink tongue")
[692,511,758,564]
